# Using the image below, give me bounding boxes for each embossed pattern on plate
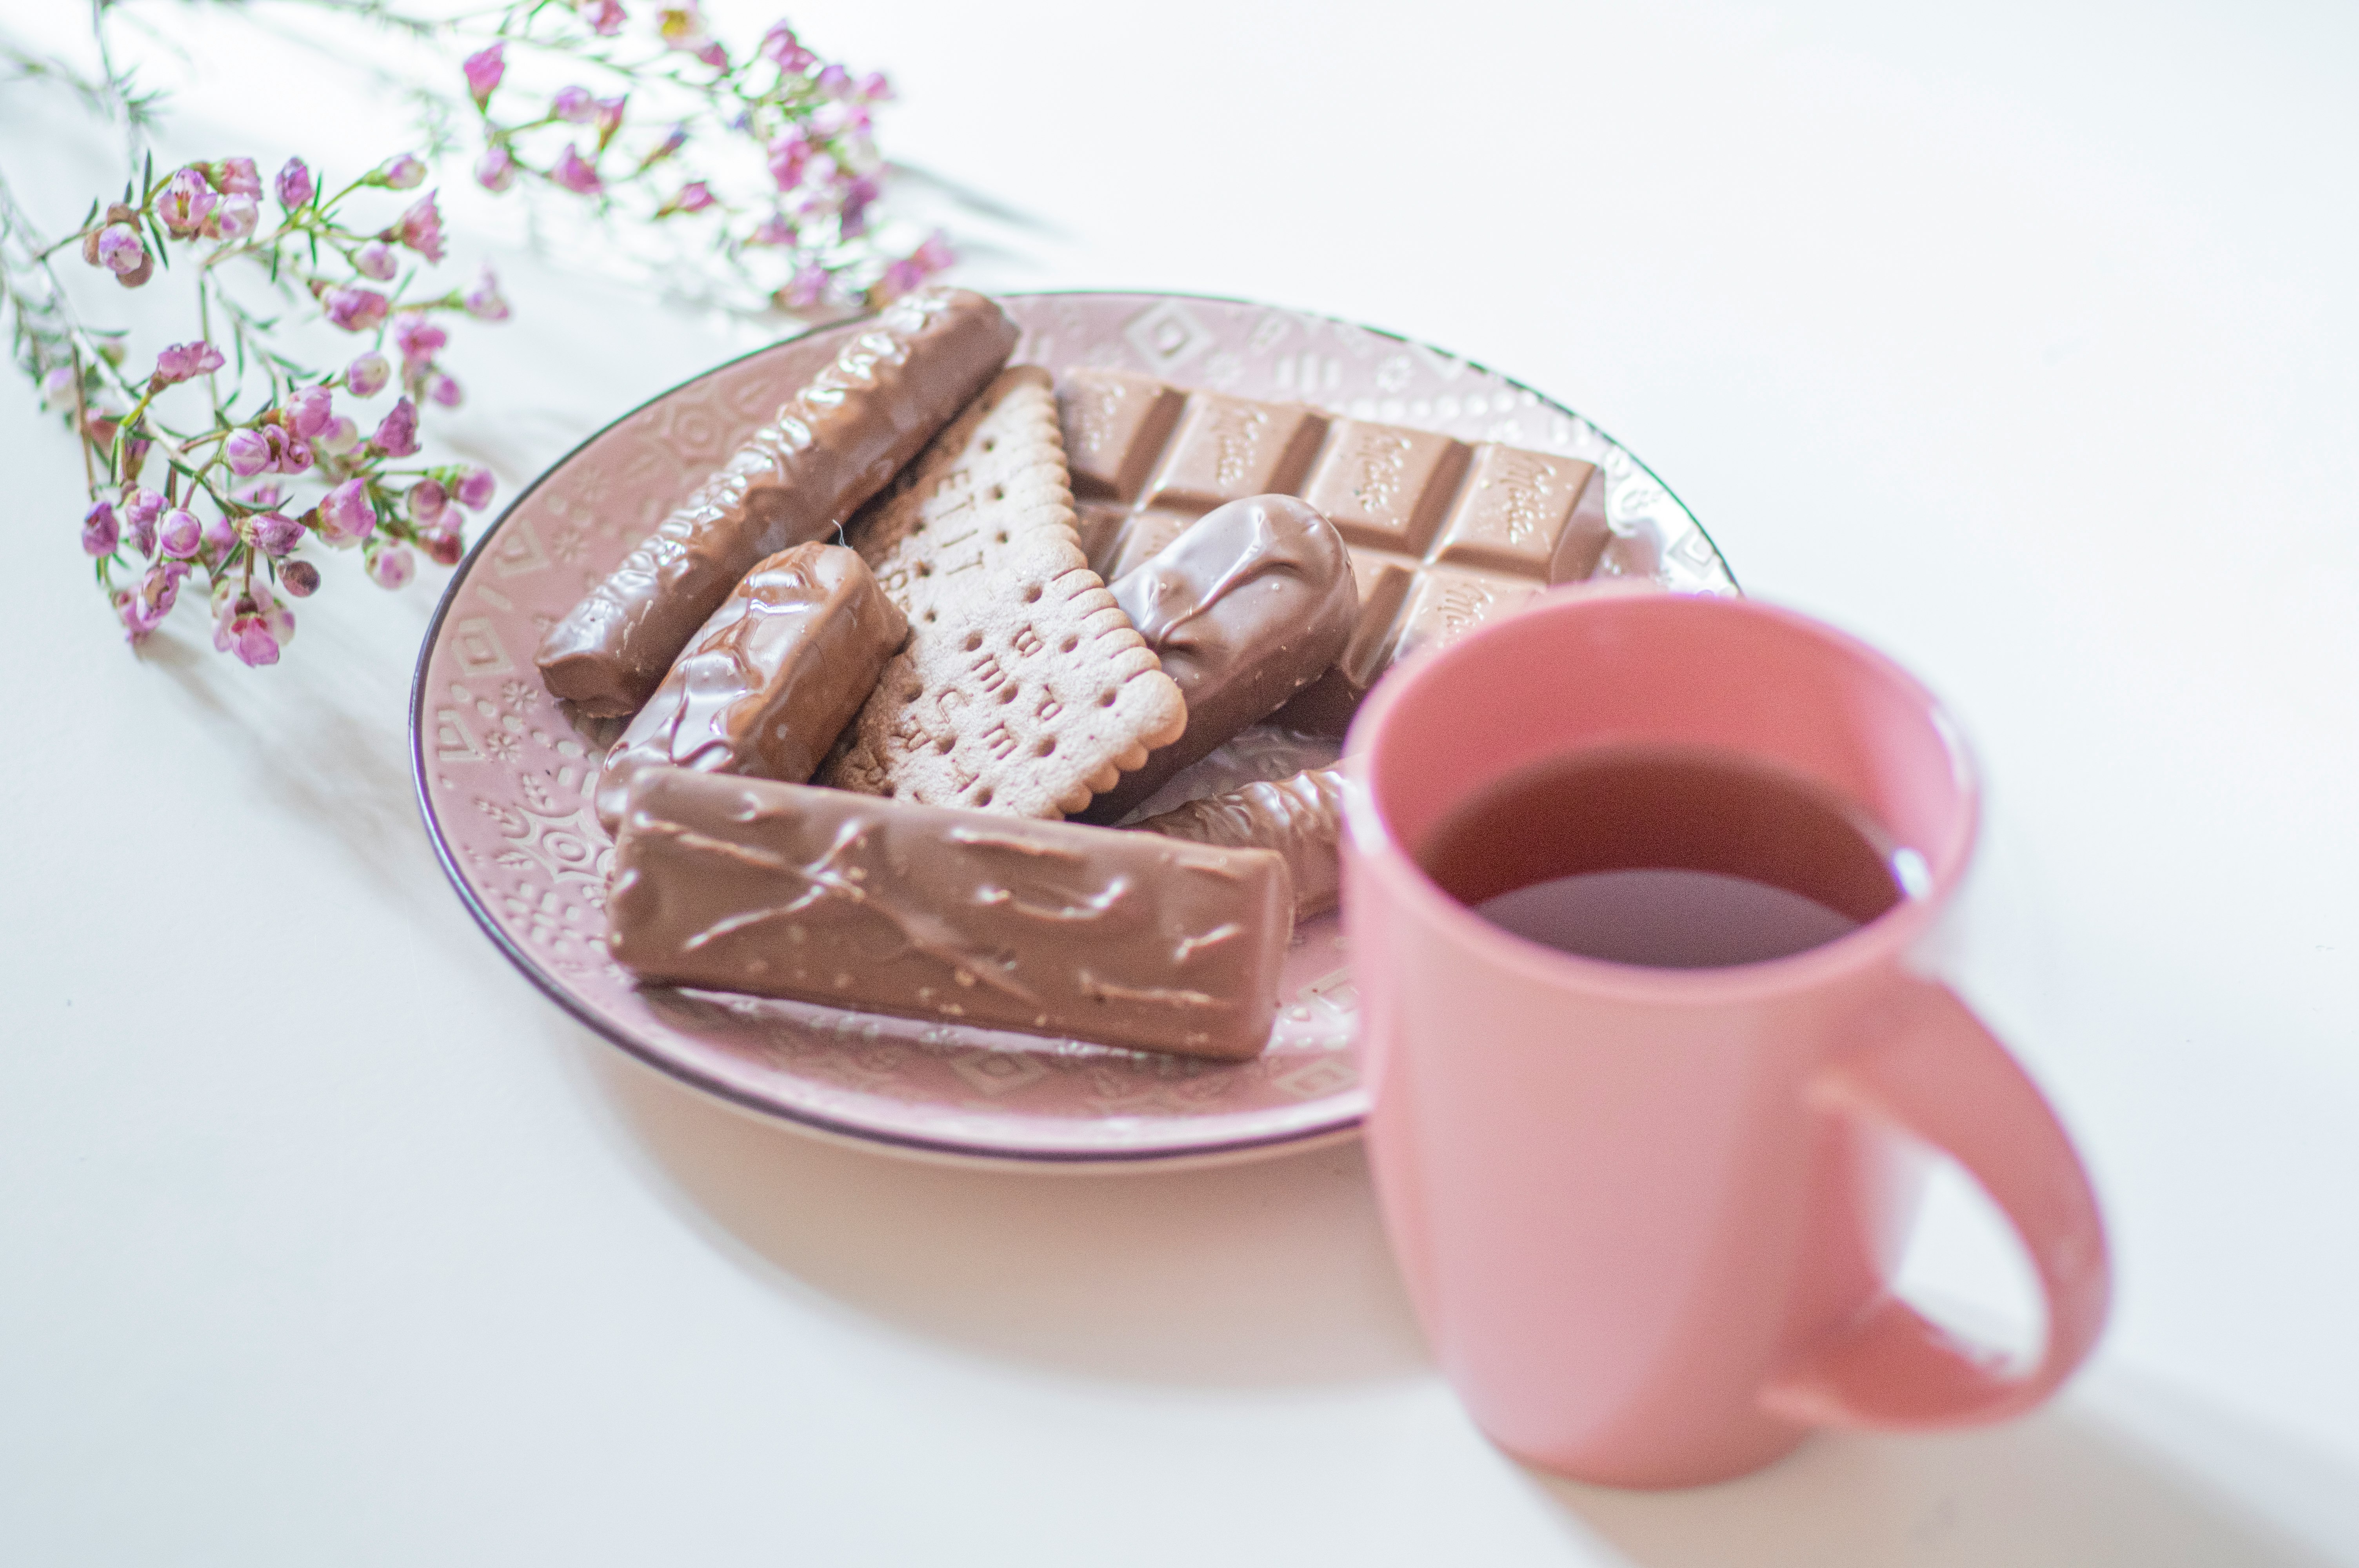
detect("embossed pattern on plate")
[410,292,1735,1166]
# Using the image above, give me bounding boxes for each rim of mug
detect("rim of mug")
[1339,590,1983,1004]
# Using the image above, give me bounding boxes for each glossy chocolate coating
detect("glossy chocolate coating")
[1136,767,1344,919]
[538,289,1016,715]
[1085,496,1355,823]
[607,769,1293,1061]
[594,543,907,832]
[1055,368,1612,737]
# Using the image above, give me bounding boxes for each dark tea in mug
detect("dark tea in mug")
[1415,744,1912,969]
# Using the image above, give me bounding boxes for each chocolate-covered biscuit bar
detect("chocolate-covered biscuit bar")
[1056,368,1610,735]
[538,289,1016,715]
[1085,495,1356,823]
[1137,767,1345,919]
[608,769,1294,1061]
[593,543,907,832]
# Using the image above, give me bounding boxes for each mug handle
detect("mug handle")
[1758,982,2112,1429]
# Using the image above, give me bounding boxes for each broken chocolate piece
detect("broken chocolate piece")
[608,768,1294,1061]
[593,543,906,833]
[1136,767,1345,919]
[1084,495,1356,823]
[537,289,1017,716]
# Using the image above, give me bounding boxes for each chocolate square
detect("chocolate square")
[1146,395,1327,512]
[1058,369,1184,501]
[1301,420,1468,557]
[1430,446,1599,579]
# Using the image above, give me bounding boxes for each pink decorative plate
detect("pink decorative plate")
[409,292,1735,1167]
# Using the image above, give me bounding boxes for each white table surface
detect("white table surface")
[5,2,2355,1562]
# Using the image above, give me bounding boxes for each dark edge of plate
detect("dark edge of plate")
[407,289,1730,1167]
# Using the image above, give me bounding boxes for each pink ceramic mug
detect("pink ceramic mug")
[1341,590,2110,1488]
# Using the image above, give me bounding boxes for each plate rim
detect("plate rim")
[407,287,1730,1168]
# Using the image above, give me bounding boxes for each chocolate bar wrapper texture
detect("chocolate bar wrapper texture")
[608,769,1295,1061]
[1058,368,1611,735]
[538,289,1017,715]
[1085,495,1356,823]
[593,544,907,832]
[1136,767,1345,919]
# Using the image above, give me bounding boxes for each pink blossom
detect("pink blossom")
[409,477,449,525]
[454,466,497,510]
[216,157,262,198]
[422,526,464,567]
[594,96,627,148]
[657,3,712,54]
[82,500,120,555]
[476,144,516,193]
[157,167,219,236]
[225,428,273,476]
[553,85,597,123]
[324,286,390,333]
[425,372,463,408]
[644,125,689,164]
[371,398,420,458]
[761,22,814,72]
[95,224,145,275]
[815,64,852,98]
[581,0,625,36]
[346,352,391,397]
[696,41,727,69]
[40,366,76,407]
[117,560,187,642]
[275,158,313,210]
[377,153,427,190]
[152,340,225,385]
[122,486,164,556]
[839,176,878,239]
[367,545,415,590]
[552,144,603,194]
[282,386,334,440]
[393,313,448,368]
[206,195,259,242]
[767,132,811,192]
[159,508,204,559]
[859,71,893,102]
[280,559,321,597]
[354,240,398,281]
[463,266,510,321]
[394,193,446,261]
[463,42,505,106]
[659,180,714,216]
[316,416,360,456]
[213,581,294,665]
[253,510,304,556]
[318,478,376,544]
[749,212,796,246]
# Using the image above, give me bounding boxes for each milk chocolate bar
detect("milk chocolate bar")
[538,289,1017,715]
[1086,495,1355,823]
[1136,767,1345,919]
[608,768,1294,1061]
[1057,368,1610,735]
[593,544,907,832]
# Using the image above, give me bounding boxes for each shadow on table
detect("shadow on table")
[586,1044,1431,1390]
[1533,1391,2354,1568]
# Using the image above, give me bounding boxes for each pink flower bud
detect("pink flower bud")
[816,64,852,98]
[395,192,446,261]
[346,352,391,397]
[225,428,274,476]
[157,168,219,236]
[354,240,398,281]
[367,545,416,589]
[319,478,376,544]
[217,157,262,198]
[40,365,77,407]
[766,133,810,192]
[552,143,603,194]
[371,398,420,458]
[425,372,463,408]
[594,96,627,149]
[122,486,164,555]
[393,313,448,368]
[409,477,449,526]
[422,526,465,566]
[860,71,893,102]
[463,42,505,106]
[275,432,314,475]
[82,500,120,555]
[454,466,497,510]
[582,0,625,36]
[761,23,814,72]
[316,415,360,456]
[695,40,727,69]
[463,266,510,321]
[476,144,516,194]
[660,181,714,217]
[159,508,204,559]
[253,510,304,556]
[324,286,390,333]
[275,158,314,210]
[280,559,321,597]
[152,340,226,385]
[207,195,259,241]
[378,153,428,190]
[553,85,596,123]
[282,386,334,439]
[96,224,145,275]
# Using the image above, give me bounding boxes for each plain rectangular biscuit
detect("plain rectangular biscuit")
[821,532,1186,818]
